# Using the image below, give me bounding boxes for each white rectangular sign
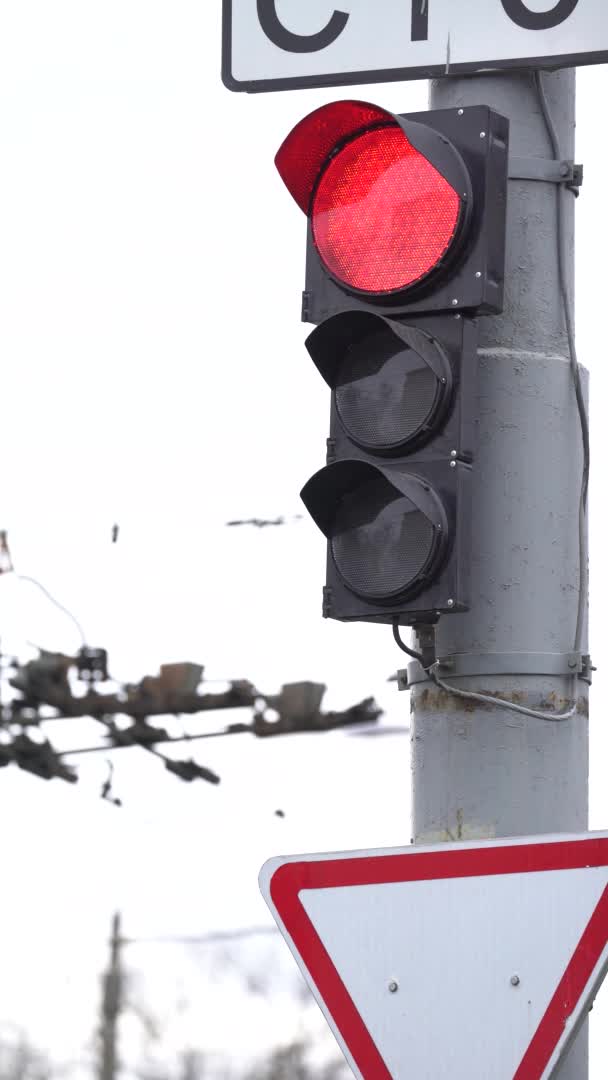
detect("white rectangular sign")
[223,0,608,93]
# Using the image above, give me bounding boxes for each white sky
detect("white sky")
[0,2,606,1077]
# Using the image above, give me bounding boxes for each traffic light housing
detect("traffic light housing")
[276,100,509,625]
[301,310,478,623]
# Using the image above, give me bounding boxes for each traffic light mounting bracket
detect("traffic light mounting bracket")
[397,650,595,691]
[508,156,583,196]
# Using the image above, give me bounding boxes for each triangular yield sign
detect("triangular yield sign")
[260,833,608,1079]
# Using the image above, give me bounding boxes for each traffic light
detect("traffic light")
[275,99,509,626]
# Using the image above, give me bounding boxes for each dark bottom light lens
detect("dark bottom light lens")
[330,480,436,600]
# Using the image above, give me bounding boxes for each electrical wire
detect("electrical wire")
[397,72,588,724]
[392,621,425,664]
[429,665,578,721]
[534,69,590,656]
[13,574,86,646]
[0,531,87,647]
[396,621,578,720]
[58,725,245,757]
[78,712,221,773]
[120,927,279,946]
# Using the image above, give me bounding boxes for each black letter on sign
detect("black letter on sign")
[257,0,349,53]
[501,0,579,30]
[412,1,429,41]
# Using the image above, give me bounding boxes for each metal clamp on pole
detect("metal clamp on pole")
[398,651,595,691]
[508,156,583,196]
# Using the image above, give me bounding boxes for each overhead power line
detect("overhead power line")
[119,927,279,947]
[0,646,382,790]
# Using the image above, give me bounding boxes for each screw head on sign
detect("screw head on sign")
[447,599,455,608]
[458,108,464,116]
[480,131,486,139]
[451,299,459,306]
[511,975,521,987]
[475,271,482,279]
[388,980,399,994]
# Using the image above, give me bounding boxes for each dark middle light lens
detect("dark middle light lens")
[334,329,441,453]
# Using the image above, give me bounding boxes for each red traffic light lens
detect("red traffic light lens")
[311,125,462,295]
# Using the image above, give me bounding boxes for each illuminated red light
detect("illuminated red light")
[311,125,462,295]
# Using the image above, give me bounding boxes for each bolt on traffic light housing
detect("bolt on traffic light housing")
[275,99,509,626]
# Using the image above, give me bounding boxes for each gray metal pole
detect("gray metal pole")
[411,69,589,1077]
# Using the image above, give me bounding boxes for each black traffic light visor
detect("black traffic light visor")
[301,460,449,603]
[301,460,447,538]
[306,312,451,387]
[276,100,391,213]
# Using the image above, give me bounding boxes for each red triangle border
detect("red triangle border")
[269,838,608,1080]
